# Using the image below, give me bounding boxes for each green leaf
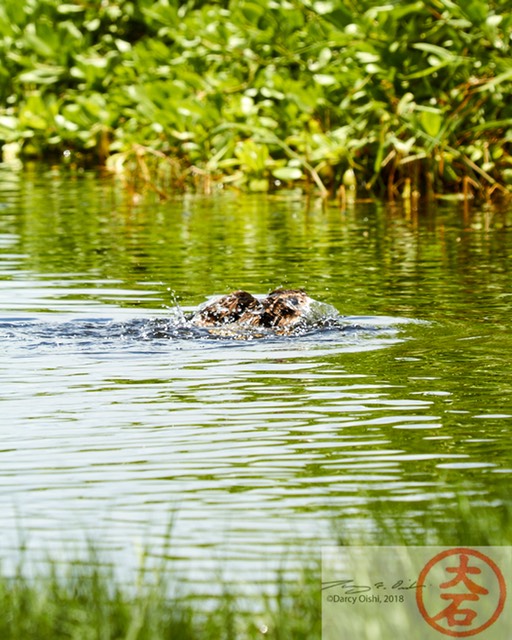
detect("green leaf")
[386,1,425,22]
[18,66,65,84]
[23,29,56,58]
[311,1,352,27]
[312,1,335,15]
[419,110,443,137]
[239,1,265,24]
[0,115,18,130]
[462,0,488,25]
[412,42,457,61]
[19,109,47,130]
[57,4,85,14]
[115,39,132,53]
[313,74,337,86]
[248,178,269,192]
[272,167,303,181]
[403,63,450,79]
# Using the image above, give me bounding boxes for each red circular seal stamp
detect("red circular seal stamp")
[416,547,506,637]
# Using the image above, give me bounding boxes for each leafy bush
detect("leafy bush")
[1,0,512,198]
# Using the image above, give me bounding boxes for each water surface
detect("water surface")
[0,167,511,595]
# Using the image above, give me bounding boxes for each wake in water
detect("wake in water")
[0,289,425,352]
[0,308,416,352]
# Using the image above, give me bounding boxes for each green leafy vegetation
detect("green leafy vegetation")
[1,0,512,199]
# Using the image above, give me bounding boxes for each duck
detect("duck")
[189,289,313,331]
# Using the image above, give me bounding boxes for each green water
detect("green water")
[0,166,511,594]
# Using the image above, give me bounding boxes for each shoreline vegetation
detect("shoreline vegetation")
[2,494,511,639]
[1,0,512,201]
[1,555,320,640]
